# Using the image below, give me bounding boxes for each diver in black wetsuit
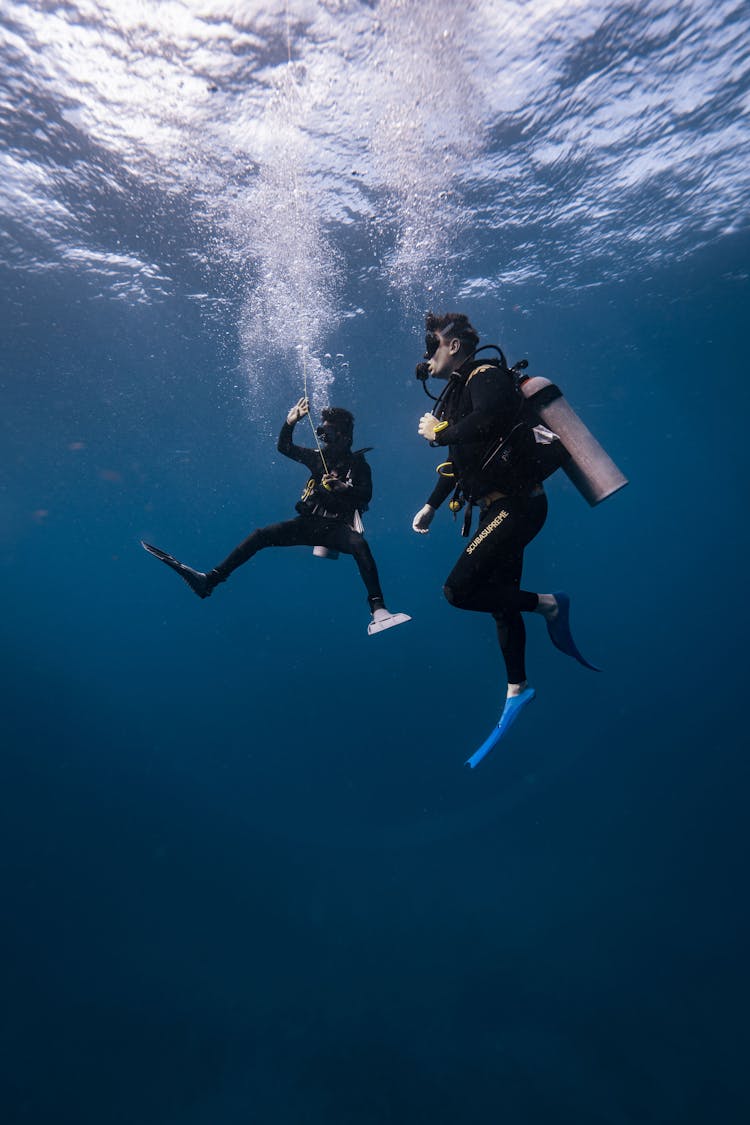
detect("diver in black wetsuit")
[142,398,410,635]
[412,312,597,757]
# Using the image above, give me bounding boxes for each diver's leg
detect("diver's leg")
[330,525,411,633]
[483,557,531,691]
[443,495,547,615]
[493,606,528,689]
[216,515,386,582]
[456,495,548,766]
[328,525,384,608]
[143,522,305,600]
[212,518,314,582]
[443,495,547,689]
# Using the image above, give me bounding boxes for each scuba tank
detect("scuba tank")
[519,375,628,506]
[416,341,627,507]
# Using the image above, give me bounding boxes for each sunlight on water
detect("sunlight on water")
[1,0,748,410]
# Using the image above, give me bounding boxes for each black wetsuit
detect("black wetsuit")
[212,420,384,607]
[426,359,547,684]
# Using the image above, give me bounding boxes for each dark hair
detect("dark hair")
[425,311,480,352]
[321,406,354,440]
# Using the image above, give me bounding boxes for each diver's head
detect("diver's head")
[316,406,354,453]
[422,311,479,380]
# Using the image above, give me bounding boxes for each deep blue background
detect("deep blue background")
[2,232,749,1123]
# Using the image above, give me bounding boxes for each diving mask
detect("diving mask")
[423,320,455,361]
[316,422,346,447]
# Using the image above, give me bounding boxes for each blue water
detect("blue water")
[2,2,750,1122]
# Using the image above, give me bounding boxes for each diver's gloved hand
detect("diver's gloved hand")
[412,504,435,534]
[418,412,439,441]
[286,396,309,426]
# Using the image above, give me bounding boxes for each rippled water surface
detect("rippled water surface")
[4,0,749,397]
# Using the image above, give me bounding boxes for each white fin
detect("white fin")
[367,609,411,636]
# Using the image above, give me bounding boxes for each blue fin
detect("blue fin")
[546,591,600,671]
[465,687,536,769]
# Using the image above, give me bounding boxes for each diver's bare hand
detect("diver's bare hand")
[286,397,309,425]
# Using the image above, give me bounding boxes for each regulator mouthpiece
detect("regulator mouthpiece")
[415,361,431,382]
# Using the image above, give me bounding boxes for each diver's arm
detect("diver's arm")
[426,472,455,510]
[413,471,453,533]
[432,369,518,446]
[277,420,319,471]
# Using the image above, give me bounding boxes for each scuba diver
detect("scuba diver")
[142,398,410,636]
[412,311,600,767]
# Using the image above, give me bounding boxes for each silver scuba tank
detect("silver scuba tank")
[520,376,628,506]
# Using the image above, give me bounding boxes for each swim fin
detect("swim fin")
[546,591,600,671]
[465,687,536,769]
[367,607,412,636]
[141,541,216,599]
